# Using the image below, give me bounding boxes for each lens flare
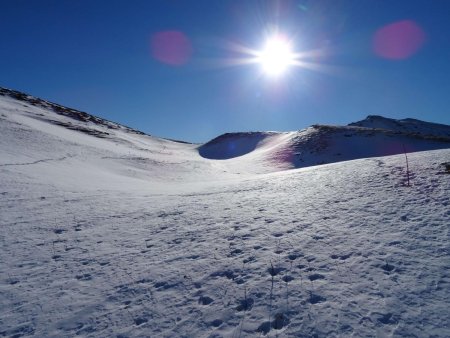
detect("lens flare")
[151,30,193,66]
[373,20,426,60]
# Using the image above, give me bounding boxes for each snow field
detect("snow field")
[1,150,449,337]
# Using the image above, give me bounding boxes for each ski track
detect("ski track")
[0,156,71,167]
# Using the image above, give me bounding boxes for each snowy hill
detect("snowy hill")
[1,87,449,178]
[1,87,450,337]
[0,87,226,191]
[349,115,450,138]
[200,122,450,172]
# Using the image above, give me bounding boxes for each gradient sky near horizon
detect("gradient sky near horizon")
[1,0,450,142]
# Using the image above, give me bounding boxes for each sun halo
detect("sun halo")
[256,36,295,77]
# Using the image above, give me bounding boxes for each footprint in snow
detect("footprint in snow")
[210,319,223,327]
[257,321,271,335]
[272,313,289,330]
[309,293,326,304]
[381,263,395,273]
[210,270,236,280]
[308,273,325,281]
[134,317,148,326]
[282,275,294,283]
[236,298,254,311]
[76,273,92,281]
[374,312,399,325]
[228,248,243,257]
[287,253,303,261]
[388,240,401,246]
[268,266,285,277]
[243,256,256,264]
[257,313,290,335]
[331,253,352,260]
[198,296,214,305]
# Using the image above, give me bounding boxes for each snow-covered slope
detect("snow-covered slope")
[1,87,449,178]
[199,124,449,172]
[0,87,241,192]
[1,87,450,337]
[349,114,450,138]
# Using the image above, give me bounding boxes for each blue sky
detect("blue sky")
[1,0,450,142]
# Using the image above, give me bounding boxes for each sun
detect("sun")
[256,36,295,77]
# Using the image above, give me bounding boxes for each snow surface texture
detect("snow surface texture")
[1,87,450,337]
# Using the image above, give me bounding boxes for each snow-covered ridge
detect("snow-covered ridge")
[285,124,450,166]
[0,87,148,137]
[1,86,449,179]
[1,87,193,146]
[349,114,450,138]
[199,123,450,170]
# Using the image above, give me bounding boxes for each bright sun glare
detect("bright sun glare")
[256,36,295,76]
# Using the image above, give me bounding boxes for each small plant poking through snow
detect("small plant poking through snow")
[403,144,411,186]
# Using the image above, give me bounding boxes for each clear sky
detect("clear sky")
[1,0,449,142]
